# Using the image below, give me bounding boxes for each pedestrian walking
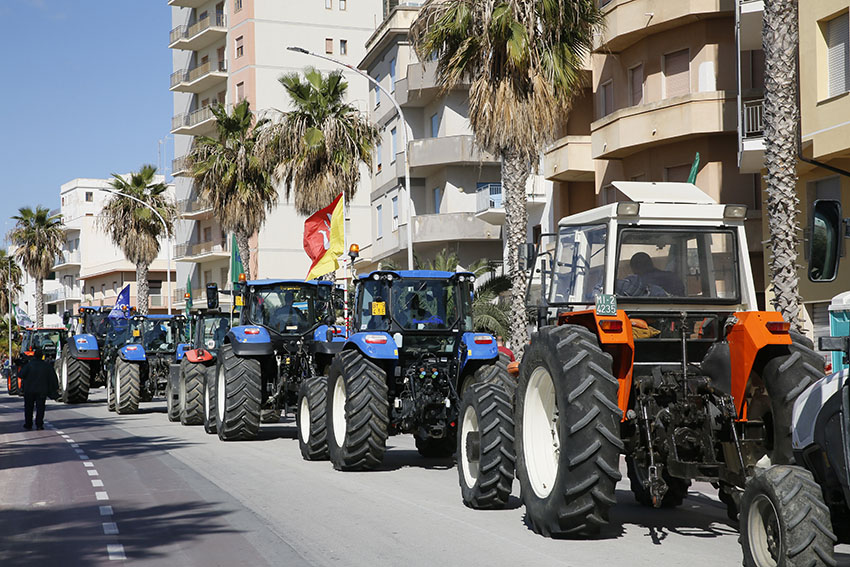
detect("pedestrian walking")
[20,344,59,430]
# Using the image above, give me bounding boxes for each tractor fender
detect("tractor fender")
[460,332,499,361]
[792,369,848,451]
[184,348,214,363]
[313,324,348,343]
[227,327,274,356]
[344,332,398,360]
[119,344,146,362]
[313,341,345,356]
[175,343,192,361]
[69,334,100,360]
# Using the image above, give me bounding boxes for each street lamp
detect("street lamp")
[287,45,415,270]
[97,188,173,314]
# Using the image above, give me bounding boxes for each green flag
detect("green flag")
[687,152,700,184]
[185,275,192,340]
[231,234,244,284]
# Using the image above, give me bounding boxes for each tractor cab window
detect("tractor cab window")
[201,316,230,350]
[391,279,459,331]
[550,224,607,304]
[128,319,180,352]
[106,319,130,346]
[247,284,317,335]
[32,331,62,358]
[85,311,110,336]
[615,228,739,302]
[358,279,390,331]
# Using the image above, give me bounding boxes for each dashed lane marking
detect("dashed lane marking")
[91,479,104,487]
[95,492,109,501]
[78,454,89,459]
[107,544,126,560]
[83,462,94,467]
[102,522,119,535]
[99,506,113,516]
[87,470,99,477]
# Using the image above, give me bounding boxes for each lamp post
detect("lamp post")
[97,188,173,314]
[287,45,415,270]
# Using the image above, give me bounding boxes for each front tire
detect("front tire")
[297,376,329,461]
[114,358,140,415]
[515,325,623,537]
[216,345,262,441]
[740,465,835,567]
[327,351,389,471]
[166,371,180,422]
[203,365,217,435]
[458,382,515,510]
[179,359,205,426]
[470,353,516,403]
[60,346,91,404]
[106,365,116,412]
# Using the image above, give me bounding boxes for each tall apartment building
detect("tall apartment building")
[49,177,176,316]
[168,0,382,303]
[357,3,555,271]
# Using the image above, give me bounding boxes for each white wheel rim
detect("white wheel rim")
[332,376,347,446]
[748,494,781,567]
[300,394,311,443]
[204,374,211,422]
[524,366,559,499]
[217,365,225,424]
[62,358,68,391]
[461,403,480,487]
[115,365,122,408]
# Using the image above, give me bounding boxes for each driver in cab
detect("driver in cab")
[270,290,306,332]
[628,252,685,296]
[395,292,440,328]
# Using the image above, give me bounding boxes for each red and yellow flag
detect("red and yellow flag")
[304,193,344,280]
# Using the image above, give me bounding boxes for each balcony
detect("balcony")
[45,287,82,305]
[169,13,227,52]
[739,97,765,173]
[595,0,732,53]
[175,239,229,262]
[543,136,594,182]
[168,0,210,8]
[739,0,764,52]
[53,249,81,269]
[172,156,191,177]
[474,182,547,225]
[170,60,227,94]
[177,197,213,220]
[591,91,736,159]
[408,135,499,177]
[372,211,500,262]
[171,105,217,136]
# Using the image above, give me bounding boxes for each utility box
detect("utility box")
[829,291,850,373]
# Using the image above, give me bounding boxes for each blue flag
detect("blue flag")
[108,285,131,319]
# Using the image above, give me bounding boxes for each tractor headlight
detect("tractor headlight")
[617,202,640,216]
[724,205,748,219]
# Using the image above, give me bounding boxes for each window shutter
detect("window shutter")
[828,14,849,97]
[664,50,690,98]
[630,65,644,106]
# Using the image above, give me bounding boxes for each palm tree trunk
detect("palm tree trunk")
[137,263,150,316]
[35,277,44,327]
[763,0,802,331]
[236,231,252,281]
[502,148,531,358]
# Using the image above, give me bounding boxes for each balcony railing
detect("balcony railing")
[475,184,504,213]
[45,287,82,303]
[172,156,190,176]
[743,98,764,138]
[54,249,81,266]
[177,198,211,215]
[169,14,226,45]
[172,105,215,131]
[175,239,229,259]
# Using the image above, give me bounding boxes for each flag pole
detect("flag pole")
[342,193,349,333]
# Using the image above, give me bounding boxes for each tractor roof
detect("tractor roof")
[358,270,474,280]
[247,279,333,287]
[146,314,179,320]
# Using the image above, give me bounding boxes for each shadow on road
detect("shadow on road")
[0,500,242,564]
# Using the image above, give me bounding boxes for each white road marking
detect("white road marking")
[102,522,119,535]
[99,506,113,516]
[91,479,104,487]
[61,434,70,439]
[87,470,99,477]
[79,454,89,459]
[55,430,64,434]
[74,449,84,454]
[83,462,94,467]
[95,492,109,501]
[70,443,79,448]
[107,544,126,560]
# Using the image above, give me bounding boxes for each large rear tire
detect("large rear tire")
[8,373,19,395]
[297,376,329,461]
[327,351,389,471]
[114,358,140,415]
[106,365,116,412]
[515,325,623,537]
[458,382,515,510]
[60,346,91,404]
[470,353,517,403]
[216,345,262,441]
[203,365,217,435]
[166,371,180,422]
[179,359,205,426]
[740,465,836,567]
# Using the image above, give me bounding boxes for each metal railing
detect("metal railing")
[170,13,226,44]
[172,156,190,176]
[176,198,211,215]
[45,287,82,303]
[187,59,227,82]
[54,249,81,266]
[475,183,504,213]
[172,105,216,131]
[743,98,764,138]
[175,239,228,259]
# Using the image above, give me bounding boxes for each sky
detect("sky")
[0,1,172,241]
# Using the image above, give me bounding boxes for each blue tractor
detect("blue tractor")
[58,306,114,403]
[312,270,514,508]
[204,279,345,442]
[106,314,191,415]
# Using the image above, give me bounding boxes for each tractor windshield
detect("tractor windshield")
[200,315,230,350]
[246,284,318,335]
[84,311,110,337]
[550,224,608,304]
[128,318,181,352]
[615,228,740,302]
[391,279,463,331]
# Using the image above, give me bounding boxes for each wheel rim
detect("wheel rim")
[524,366,559,499]
[115,365,122,408]
[460,404,480,487]
[300,394,311,443]
[204,375,211,422]
[747,494,781,567]
[217,365,225,424]
[332,376,347,446]
[61,358,68,392]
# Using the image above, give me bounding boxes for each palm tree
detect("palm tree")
[411,1,603,356]
[762,0,802,330]
[100,165,176,316]
[258,66,379,216]
[188,100,277,280]
[9,206,64,327]
[0,249,23,319]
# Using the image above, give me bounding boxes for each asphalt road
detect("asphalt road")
[3,387,850,567]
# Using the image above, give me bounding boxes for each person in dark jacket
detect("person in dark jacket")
[20,345,59,430]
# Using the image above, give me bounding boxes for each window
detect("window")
[340,0,346,9]
[90,286,94,298]
[85,191,93,202]
[600,80,613,117]
[375,77,381,106]
[664,49,690,98]
[218,90,226,105]
[629,64,644,106]
[235,35,244,58]
[664,163,691,182]
[392,196,399,231]
[325,38,333,54]
[217,46,226,70]
[389,58,396,93]
[434,187,442,213]
[391,127,397,161]
[376,142,382,173]
[827,13,849,97]
[340,39,348,56]
[326,0,332,8]
[203,226,212,242]
[236,81,245,101]
[234,0,242,12]
[430,113,439,137]
[377,205,383,238]
[112,281,118,293]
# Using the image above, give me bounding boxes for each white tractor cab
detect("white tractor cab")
[511,181,826,538]
[739,198,850,567]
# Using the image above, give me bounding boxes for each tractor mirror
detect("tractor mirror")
[393,332,403,348]
[819,336,850,356]
[62,310,71,325]
[809,199,843,282]
[206,283,219,309]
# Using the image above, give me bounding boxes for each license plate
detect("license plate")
[371,301,386,316]
[595,294,617,316]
